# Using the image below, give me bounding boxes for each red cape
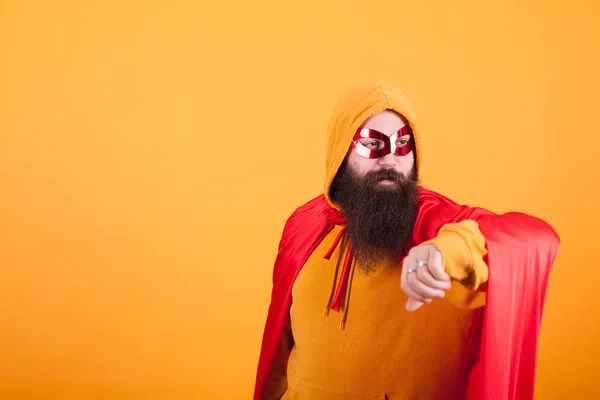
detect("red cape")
[254,187,560,400]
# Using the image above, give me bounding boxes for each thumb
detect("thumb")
[405,297,424,312]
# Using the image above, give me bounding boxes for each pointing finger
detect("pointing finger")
[405,297,425,312]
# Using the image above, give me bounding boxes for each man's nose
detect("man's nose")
[377,152,398,168]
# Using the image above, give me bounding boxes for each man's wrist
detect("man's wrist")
[422,230,473,283]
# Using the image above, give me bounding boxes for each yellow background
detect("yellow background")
[1,1,598,398]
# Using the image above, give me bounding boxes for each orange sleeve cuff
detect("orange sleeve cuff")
[423,220,489,291]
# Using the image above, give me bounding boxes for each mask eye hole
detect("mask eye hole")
[359,138,385,150]
[395,135,411,148]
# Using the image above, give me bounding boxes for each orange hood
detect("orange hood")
[324,81,423,209]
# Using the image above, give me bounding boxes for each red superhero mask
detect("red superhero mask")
[351,125,414,159]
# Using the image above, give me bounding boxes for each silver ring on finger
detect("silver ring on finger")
[417,260,428,268]
[407,267,418,273]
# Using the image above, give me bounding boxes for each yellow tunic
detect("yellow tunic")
[274,221,488,400]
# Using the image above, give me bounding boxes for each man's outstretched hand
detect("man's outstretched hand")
[401,244,452,312]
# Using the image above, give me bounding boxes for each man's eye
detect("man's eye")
[396,138,410,147]
[360,139,384,149]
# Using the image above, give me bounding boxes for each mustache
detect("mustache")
[366,168,403,183]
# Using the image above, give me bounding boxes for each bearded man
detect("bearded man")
[253,81,560,400]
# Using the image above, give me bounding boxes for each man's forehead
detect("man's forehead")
[360,110,409,136]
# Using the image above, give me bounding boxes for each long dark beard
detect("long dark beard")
[329,161,420,274]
